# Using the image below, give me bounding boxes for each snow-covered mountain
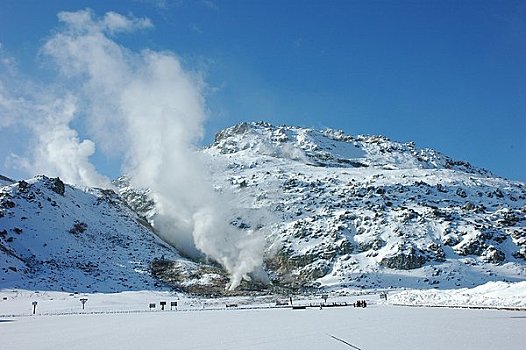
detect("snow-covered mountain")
[0,175,178,292]
[0,175,237,294]
[199,122,526,290]
[2,122,525,294]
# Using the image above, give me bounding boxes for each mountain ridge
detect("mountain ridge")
[201,122,525,290]
[2,121,525,294]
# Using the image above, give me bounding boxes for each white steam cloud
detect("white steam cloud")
[0,9,266,290]
[0,59,111,187]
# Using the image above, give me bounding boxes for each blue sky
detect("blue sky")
[0,0,525,182]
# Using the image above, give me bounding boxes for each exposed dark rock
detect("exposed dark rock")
[456,188,467,198]
[358,238,385,252]
[300,260,331,280]
[2,199,15,209]
[512,247,526,260]
[69,221,88,235]
[436,184,448,193]
[426,242,446,262]
[442,234,461,246]
[455,238,486,256]
[150,258,271,296]
[482,246,505,263]
[463,202,476,211]
[380,246,427,270]
[52,177,65,196]
[17,180,30,193]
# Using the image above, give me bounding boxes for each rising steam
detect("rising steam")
[0,10,266,290]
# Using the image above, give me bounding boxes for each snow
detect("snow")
[2,120,526,340]
[388,281,526,309]
[1,288,525,350]
[0,176,184,292]
[204,122,526,290]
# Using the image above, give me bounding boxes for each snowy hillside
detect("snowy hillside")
[387,281,526,309]
[0,175,232,293]
[2,122,526,295]
[198,122,526,290]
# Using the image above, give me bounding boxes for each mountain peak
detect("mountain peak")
[203,121,526,290]
[211,122,492,178]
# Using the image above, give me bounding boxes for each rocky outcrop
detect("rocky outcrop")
[380,246,428,270]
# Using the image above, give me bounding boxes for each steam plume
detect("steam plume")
[39,9,265,289]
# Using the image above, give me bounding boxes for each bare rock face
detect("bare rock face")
[380,246,428,270]
[51,177,65,196]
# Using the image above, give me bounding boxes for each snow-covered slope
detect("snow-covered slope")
[0,175,263,295]
[2,121,526,294]
[0,175,14,186]
[200,122,526,290]
[0,175,187,292]
[387,281,526,309]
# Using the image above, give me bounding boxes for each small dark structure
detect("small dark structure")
[32,301,38,314]
[80,298,88,310]
[319,302,348,308]
[160,301,167,310]
[354,300,367,308]
[170,301,177,310]
[149,303,156,310]
[226,303,238,308]
[292,305,306,310]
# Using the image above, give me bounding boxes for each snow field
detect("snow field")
[388,281,526,309]
[2,285,526,350]
[2,302,525,350]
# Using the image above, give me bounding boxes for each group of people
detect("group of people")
[353,300,367,308]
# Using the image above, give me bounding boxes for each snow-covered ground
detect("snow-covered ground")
[387,281,526,309]
[1,282,525,350]
[1,297,524,350]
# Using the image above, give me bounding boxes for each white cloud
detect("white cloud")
[0,76,111,188]
[56,9,152,35]
[102,11,153,33]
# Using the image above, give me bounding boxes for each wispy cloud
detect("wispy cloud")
[190,23,204,34]
[201,0,219,11]
[132,0,182,10]
[0,43,17,74]
[57,9,153,35]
